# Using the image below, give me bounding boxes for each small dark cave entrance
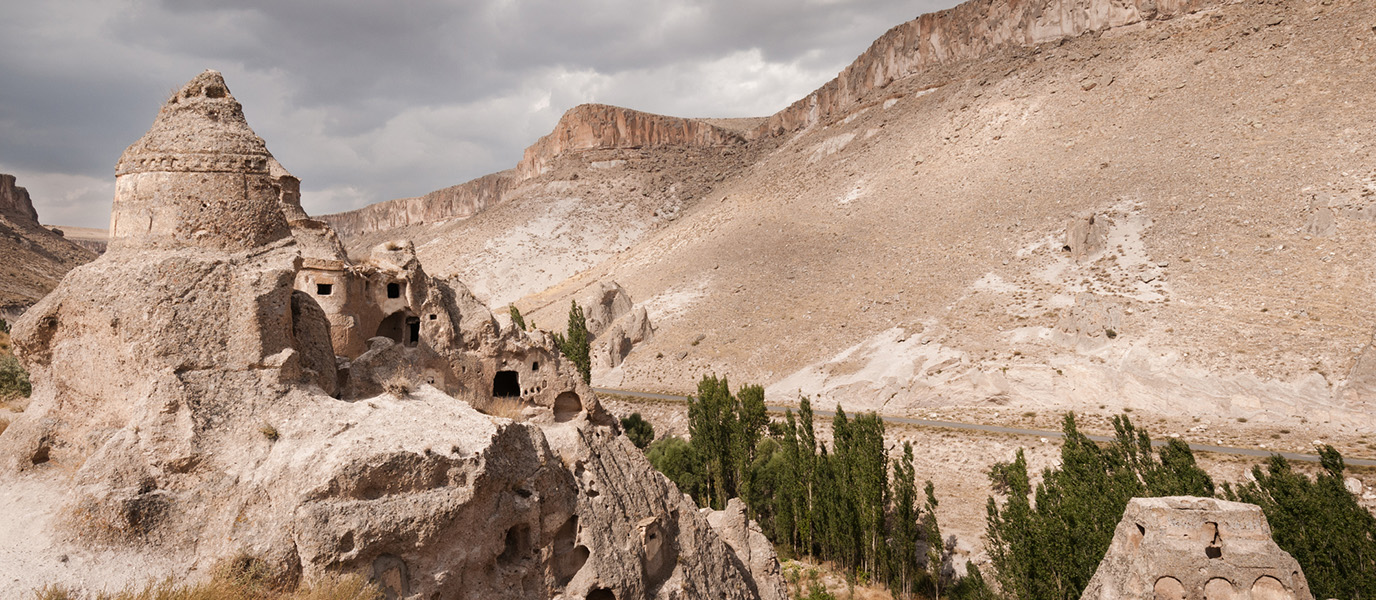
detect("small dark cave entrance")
[376,311,420,347]
[493,370,521,397]
[387,282,402,298]
[406,316,420,346]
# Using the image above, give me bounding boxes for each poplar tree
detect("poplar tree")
[551,300,591,383]
[924,480,945,600]
[890,442,919,597]
[1227,446,1376,600]
[799,396,819,554]
[985,413,1217,600]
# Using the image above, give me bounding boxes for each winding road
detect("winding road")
[592,387,1376,468]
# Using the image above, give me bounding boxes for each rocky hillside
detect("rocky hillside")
[0,174,97,318]
[331,0,1376,450]
[321,105,755,241]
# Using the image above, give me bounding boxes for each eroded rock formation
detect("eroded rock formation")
[517,104,746,180]
[0,174,98,317]
[322,172,513,240]
[576,281,656,372]
[757,0,1223,136]
[1080,496,1312,600]
[0,71,785,599]
[0,174,40,222]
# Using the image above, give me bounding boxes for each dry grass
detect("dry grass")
[382,375,411,398]
[475,396,528,421]
[33,555,382,600]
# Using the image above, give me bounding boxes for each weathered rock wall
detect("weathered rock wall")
[0,175,98,313]
[321,171,513,239]
[0,174,39,223]
[323,105,745,239]
[516,104,746,179]
[754,0,1222,136]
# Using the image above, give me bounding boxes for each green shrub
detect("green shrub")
[508,305,526,331]
[0,353,31,400]
[646,436,700,500]
[620,412,655,449]
[1225,447,1376,600]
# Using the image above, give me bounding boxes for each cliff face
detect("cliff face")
[0,174,39,223]
[755,0,1221,135]
[515,104,746,179]
[322,171,513,238]
[0,174,97,314]
[326,0,1225,240]
[323,105,745,238]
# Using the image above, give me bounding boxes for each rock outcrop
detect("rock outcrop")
[755,0,1223,136]
[0,70,784,599]
[322,104,746,239]
[705,499,790,600]
[0,174,40,222]
[576,281,656,372]
[517,104,746,179]
[1080,496,1312,600]
[0,175,97,318]
[322,172,513,239]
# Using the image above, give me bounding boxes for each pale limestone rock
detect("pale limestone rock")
[582,282,655,371]
[1065,213,1111,261]
[0,71,785,600]
[109,70,292,252]
[1080,497,1312,600]
[706,499,791,600]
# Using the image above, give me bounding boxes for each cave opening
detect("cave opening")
[493,370,521,397]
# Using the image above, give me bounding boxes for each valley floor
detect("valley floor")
[601,392,1376,569]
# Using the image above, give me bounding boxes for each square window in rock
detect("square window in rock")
[316,283,332,296]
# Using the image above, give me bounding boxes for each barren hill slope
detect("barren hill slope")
[334,0,1376,440]
[0,174,97,318]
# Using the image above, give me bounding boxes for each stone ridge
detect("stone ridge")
[755,0,1222,136]
[0,174,39,223]
[321,171,513,239]
[322,104,743,238]
[515,103,746,179]
[323,0,1223,240]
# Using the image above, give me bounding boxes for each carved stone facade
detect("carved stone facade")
[1080,497,1312,600]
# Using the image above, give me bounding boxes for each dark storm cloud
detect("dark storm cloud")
[0,0,956,227]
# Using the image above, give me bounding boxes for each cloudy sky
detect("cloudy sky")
[0,0,957,228]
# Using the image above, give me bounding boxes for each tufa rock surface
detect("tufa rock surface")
[109,70,292,252]
[1080,497,1312,600]
[0,71,785,599]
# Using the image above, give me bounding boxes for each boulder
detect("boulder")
[1080,496,1312,600]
